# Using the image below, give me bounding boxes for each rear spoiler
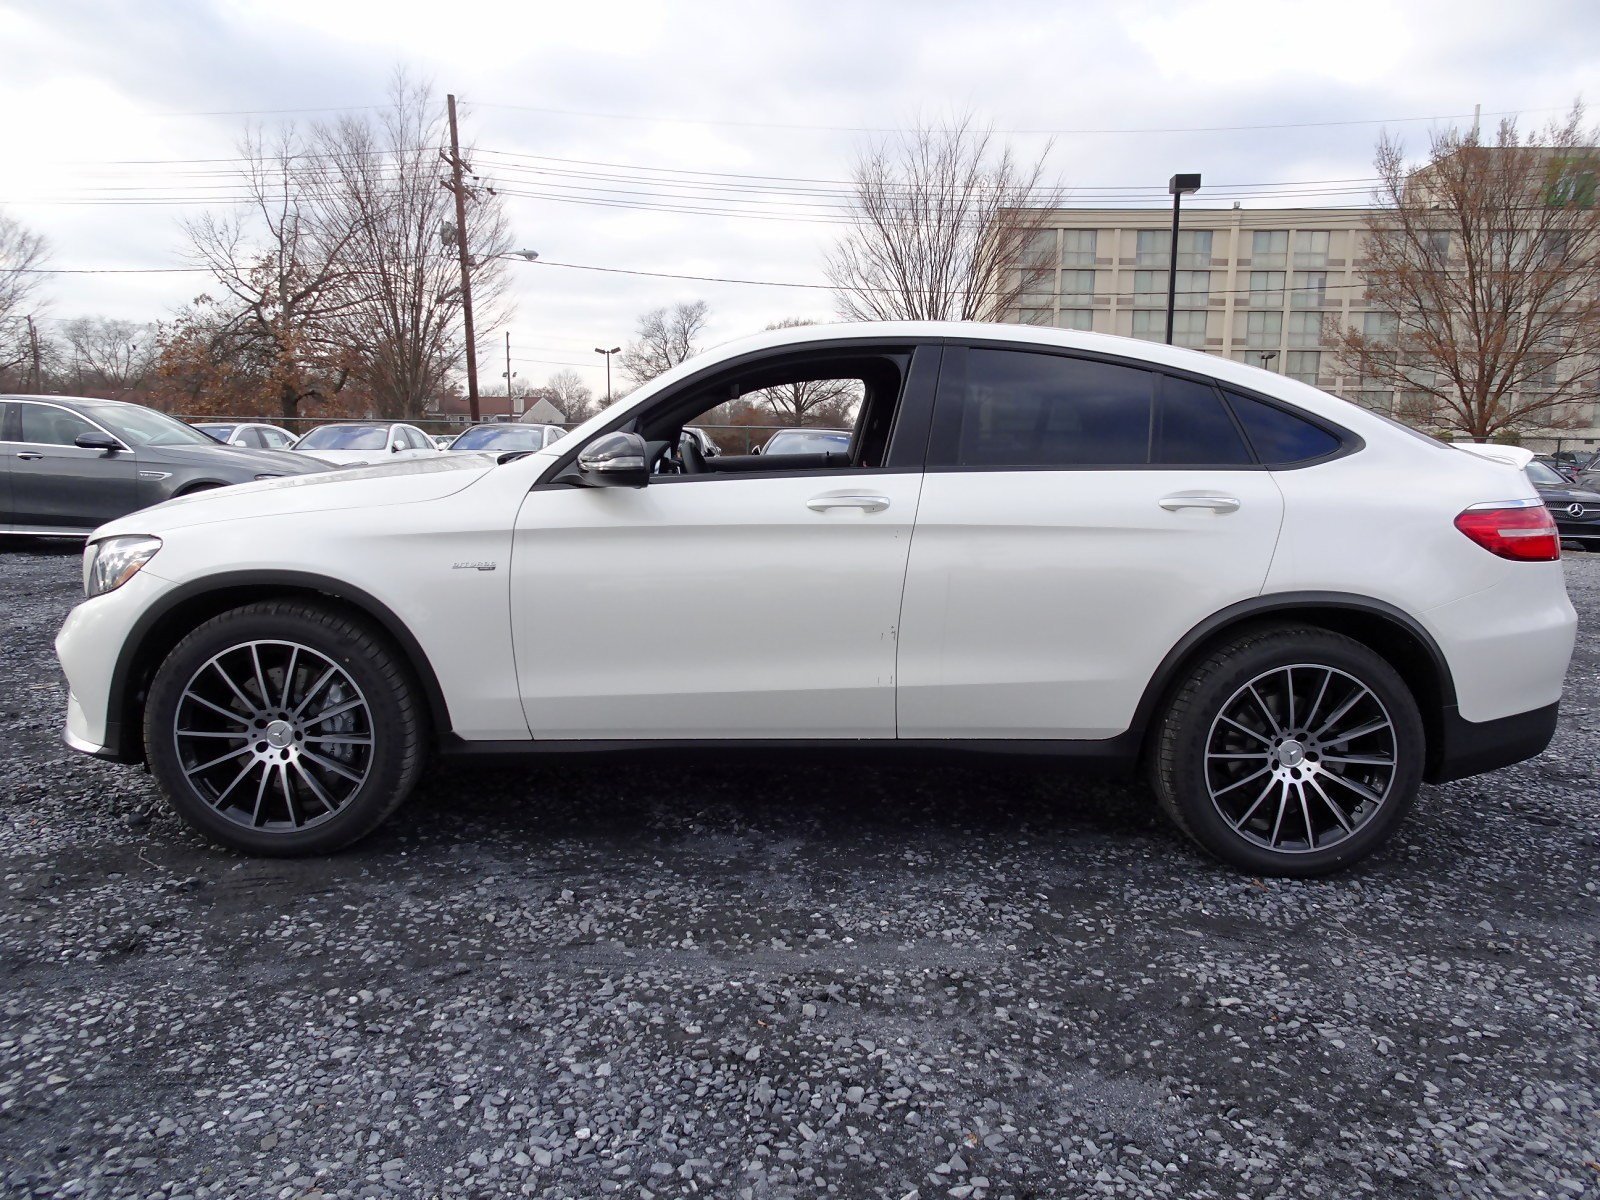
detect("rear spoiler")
[1451,442,1536,469]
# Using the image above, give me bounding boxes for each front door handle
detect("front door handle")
[807,493,891,513]
[15,451,42,461]
[1159,493,1241,513]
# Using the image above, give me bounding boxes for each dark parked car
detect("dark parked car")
[1,395,327,538]
[1526,458,1600,550]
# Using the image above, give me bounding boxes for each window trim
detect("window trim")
[924,339,1360,473]
[1,399,132,451]
[534,340,944,488]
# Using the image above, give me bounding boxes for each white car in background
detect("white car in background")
[55,321,1576,875]
[192,421,299,451]
[289,421,440,467]
[446,423,566,454]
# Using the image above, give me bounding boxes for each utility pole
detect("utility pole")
[442,94,482,423]
[505,330,518,418]
[26,315,41,392]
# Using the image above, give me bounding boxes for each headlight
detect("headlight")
[84,536,163,599]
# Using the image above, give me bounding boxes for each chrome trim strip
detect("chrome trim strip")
[1462,497,1545,511]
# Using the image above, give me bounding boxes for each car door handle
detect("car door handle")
[15,451,42,461]
[1159,493,1241,513]
[806,493,891,513]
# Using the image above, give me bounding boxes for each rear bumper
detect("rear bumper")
[1425,701,1560,784]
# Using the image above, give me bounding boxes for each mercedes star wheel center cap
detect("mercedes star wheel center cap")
[1277,739,1306,767]
[265,719,294,749]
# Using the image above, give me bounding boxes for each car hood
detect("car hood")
[139,442,327,475]
[94,452,499,538]
[290,447,394,466]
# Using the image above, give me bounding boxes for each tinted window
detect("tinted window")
[956,349,1152,467]
[1155,377,1253,466]
[19,404,97,447]
[1224,391,1342,466]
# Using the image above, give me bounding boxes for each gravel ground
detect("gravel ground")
[1,540,1597,1200]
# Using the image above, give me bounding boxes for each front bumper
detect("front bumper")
[55,569,176,763]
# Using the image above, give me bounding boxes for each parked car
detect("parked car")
[681,425,722,458]
[193,421,298,451]
[446,423,565,453]
[290,422,440,467]
[1524,459,1600,549]
[758,427,851,456]
[1,394,326,538]
[55,322,1576,876]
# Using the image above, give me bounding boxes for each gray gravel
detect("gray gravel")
[2,538,1597,1199]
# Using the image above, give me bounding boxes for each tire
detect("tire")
[1150,625,1424,877]
[143,600,427,855]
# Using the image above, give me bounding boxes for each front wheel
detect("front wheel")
[143,600,427,855]
[1151,626,1424,877]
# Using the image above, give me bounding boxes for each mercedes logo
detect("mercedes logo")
[1568,503,1585,517]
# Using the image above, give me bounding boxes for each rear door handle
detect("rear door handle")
[1159,493,1241,513]
[15,452,42,461]
[807,493,891,513]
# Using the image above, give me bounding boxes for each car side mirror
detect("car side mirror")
[75,431,121,452]
[391,443,403,454]
[750,445,761,455]
[576,431,649,487]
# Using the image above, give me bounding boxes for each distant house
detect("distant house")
[425,393,564,425]
[517,397,566,425]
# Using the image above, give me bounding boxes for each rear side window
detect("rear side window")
[1224,391,1342,465]
[1154,377,1253,466]
[954,348,1153,467]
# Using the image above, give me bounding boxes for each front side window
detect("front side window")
[947,348,1153,468]
[91,404,214,447]
[262,428,295,448]
[18,404,97,447]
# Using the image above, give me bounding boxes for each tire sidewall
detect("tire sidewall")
[1162,630,1425,877]
[144,605,421,855]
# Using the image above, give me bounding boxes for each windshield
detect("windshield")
[1526,461,1565,486]
[765,429,851,455]
[449,425,548,452]
[193,424,235,441]
[93,405,220,448]
[297,424,388,451]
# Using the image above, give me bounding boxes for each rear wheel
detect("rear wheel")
[143,600,426,855]
[1151,626,1424,877]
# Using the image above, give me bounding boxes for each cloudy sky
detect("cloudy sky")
[3,0,1598,397]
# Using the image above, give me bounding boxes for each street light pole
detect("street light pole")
[594,346,621,402]
[1165,173,1201,346]
[506,330,519,418]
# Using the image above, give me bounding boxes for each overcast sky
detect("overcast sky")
[3,0,1598,397]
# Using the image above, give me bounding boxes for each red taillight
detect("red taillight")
[1454,503,1561,562]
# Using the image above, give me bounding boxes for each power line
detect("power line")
[472,102,1560,136]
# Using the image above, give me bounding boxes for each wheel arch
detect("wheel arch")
[1131,592,1456,780]
[104,570,453,763]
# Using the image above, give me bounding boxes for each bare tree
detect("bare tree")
[541,368,596,422]
[1,210,49,379]
[315,74,512,420]
[180,127,361,420]
[60,317,155,393]
[825,115,1064,322]
[619,300,709,386]
[742,318,862,425]
[1333,106,1600,440]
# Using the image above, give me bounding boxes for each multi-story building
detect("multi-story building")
[1000,204,1599,448]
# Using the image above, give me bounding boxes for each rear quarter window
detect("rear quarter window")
[1223,391,1344,466]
